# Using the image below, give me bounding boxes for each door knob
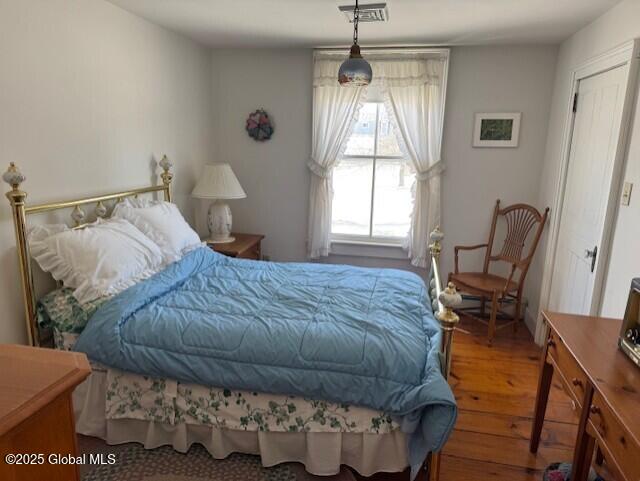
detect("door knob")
[584,246,598,273]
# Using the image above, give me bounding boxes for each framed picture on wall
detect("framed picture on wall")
[473,112,521,148]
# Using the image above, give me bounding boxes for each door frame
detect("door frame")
[534,39,640,345]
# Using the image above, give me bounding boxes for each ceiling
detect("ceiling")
[108,0,621,48]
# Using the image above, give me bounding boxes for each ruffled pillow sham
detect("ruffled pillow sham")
[112,198,203,263]
[28,218,165,304]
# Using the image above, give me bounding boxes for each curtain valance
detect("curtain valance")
[313,57,445,87]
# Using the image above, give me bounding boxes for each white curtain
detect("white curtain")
[307,54,447,265]
[307,58,366,258]
[378,58,446,267]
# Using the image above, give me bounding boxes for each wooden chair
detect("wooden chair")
[449,200,549,344]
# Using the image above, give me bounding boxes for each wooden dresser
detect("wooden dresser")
[531,312,640,481]
[0,344,91,481]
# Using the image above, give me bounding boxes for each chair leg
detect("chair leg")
[514,297,522,333]
[488,292,498,345]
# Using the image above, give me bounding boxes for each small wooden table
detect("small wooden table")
[207,233,264,260]
[531,312,640,481]
[0,344,91,481]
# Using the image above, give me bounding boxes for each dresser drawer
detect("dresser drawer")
[588,391,640,481]
[546,330,588,405]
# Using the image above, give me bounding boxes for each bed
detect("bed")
[3,159,461,481]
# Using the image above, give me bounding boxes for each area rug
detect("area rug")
[79,436,356,481]
[82,443,297,481]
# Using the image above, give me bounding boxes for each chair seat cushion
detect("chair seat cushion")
[449,272,518,294]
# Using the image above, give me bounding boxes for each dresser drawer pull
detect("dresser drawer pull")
[547,338,556,347]
[571,378,583,387]
[589,405,607,437]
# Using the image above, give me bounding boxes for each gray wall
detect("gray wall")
[210,49,312,262]
[0,0,214,343]
[211,45,558,330]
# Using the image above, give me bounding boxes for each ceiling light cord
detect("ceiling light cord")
[353,0,359,45]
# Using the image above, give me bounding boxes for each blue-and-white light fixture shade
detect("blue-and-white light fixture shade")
[338,45,372,86]
[338,1,372,86]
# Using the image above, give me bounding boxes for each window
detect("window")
[331,102,415,244]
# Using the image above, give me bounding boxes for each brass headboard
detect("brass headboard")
[2,156,174,346]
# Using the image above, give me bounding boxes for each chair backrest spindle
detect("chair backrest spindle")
[484,200,549,289]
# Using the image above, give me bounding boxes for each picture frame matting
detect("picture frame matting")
[473,112,521,148]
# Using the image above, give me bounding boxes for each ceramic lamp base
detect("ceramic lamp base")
[207,201,234,244]
[207,236,236,244]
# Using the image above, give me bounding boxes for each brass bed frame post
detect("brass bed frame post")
[3,163,38,346]
[426,227,461,481]
[428,227,461,379]
[159,155,173,202]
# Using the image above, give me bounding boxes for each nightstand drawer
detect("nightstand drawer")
[208,233,264,260]
[237,246,260,260]
[588,391,640,481]
[547,330,588,406]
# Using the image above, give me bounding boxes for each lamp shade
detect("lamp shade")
[191,163,246,200]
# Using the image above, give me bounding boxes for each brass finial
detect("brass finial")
[4,163,27,205]
[429,226,444,259]
[3,162,26,191]
[437,282,462,329]
[159,155,172,173]
[159,155,173,188]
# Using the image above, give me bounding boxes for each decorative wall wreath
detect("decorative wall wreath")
[245,109,274,141]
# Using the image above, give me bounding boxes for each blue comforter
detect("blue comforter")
[74,247,456,476]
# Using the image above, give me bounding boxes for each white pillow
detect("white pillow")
[112,198,202,263]
[28,218,165,304]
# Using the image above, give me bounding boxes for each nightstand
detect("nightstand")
[207,233,264,260]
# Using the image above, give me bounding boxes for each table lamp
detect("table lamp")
[192,163,246,244]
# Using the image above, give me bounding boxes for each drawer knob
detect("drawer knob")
[571,378,583,387]
[589,405,606,436]
[547,338,556,347]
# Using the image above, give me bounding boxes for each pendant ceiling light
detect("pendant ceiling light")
[338,0,372,86]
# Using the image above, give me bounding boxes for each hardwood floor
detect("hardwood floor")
[440,318,578,481]
[442,315,581,480]
[359,314,580,481]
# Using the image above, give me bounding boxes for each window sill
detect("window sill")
[330,240,408,260]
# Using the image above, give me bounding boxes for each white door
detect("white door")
[550,65,628,315]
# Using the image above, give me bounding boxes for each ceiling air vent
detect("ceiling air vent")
[339,3,388,23]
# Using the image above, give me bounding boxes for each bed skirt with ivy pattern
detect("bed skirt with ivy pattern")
[73,367,409,476]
